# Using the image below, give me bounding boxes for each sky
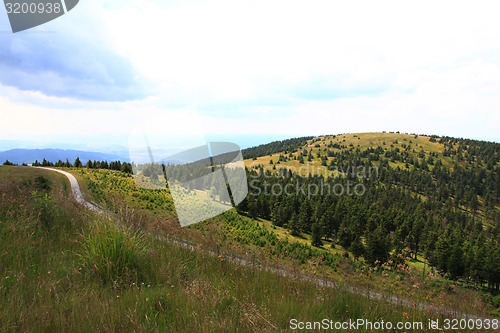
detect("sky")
[0,0,499,153]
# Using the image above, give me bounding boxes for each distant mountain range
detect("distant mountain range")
[0,149,129,165]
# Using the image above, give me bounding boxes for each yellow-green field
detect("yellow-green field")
[244,132,482,173]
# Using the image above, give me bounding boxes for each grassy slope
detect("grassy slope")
[245,132,454,172]
[245,131,500,171]
[53,164,497,318]
[1,165,473,332]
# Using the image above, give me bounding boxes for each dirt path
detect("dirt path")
[35,167,103,214]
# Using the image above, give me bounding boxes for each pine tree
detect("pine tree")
[337,224,353,249]
[349,236,365,260]
[365,225,390,265]
[311,222,323,247]
[289,212,300,236]
[298,200,312,233]
[447,242,465,280]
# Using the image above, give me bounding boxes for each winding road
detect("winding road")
[36,167,103,214]
[36,167,493,321]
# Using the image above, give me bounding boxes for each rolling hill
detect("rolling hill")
[239,132,499,292]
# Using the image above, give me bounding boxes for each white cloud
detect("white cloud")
[1,0,500,144]
[101,0,500,99]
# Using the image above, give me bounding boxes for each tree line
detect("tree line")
[27,158,134,174]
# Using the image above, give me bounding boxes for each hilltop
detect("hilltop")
[243,131,499,173]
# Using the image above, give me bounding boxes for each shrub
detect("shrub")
[492,294,500,308]
[34,176,51,191]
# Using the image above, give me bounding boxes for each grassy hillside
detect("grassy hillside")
[27,164,496,318]
[1,165,480,331]
[244,131,499,176]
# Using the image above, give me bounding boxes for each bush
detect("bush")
[492,294,500,308]
[78,218,150,285]
[34,176,51,191]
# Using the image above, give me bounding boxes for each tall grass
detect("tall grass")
[78,218,150,285]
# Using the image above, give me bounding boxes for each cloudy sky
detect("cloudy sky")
[1,0,499,152]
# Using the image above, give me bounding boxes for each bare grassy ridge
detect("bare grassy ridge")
[244,131,494,173]
[2,165,475,332]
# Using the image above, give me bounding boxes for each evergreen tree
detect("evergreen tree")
[311,222,323,247]
[337,224,353,249]
[349,236,365,260]
[298,200,312,233]
[289,212,300,236]
[365,225,390,265]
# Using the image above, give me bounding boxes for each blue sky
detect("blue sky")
[0,0,499,152]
